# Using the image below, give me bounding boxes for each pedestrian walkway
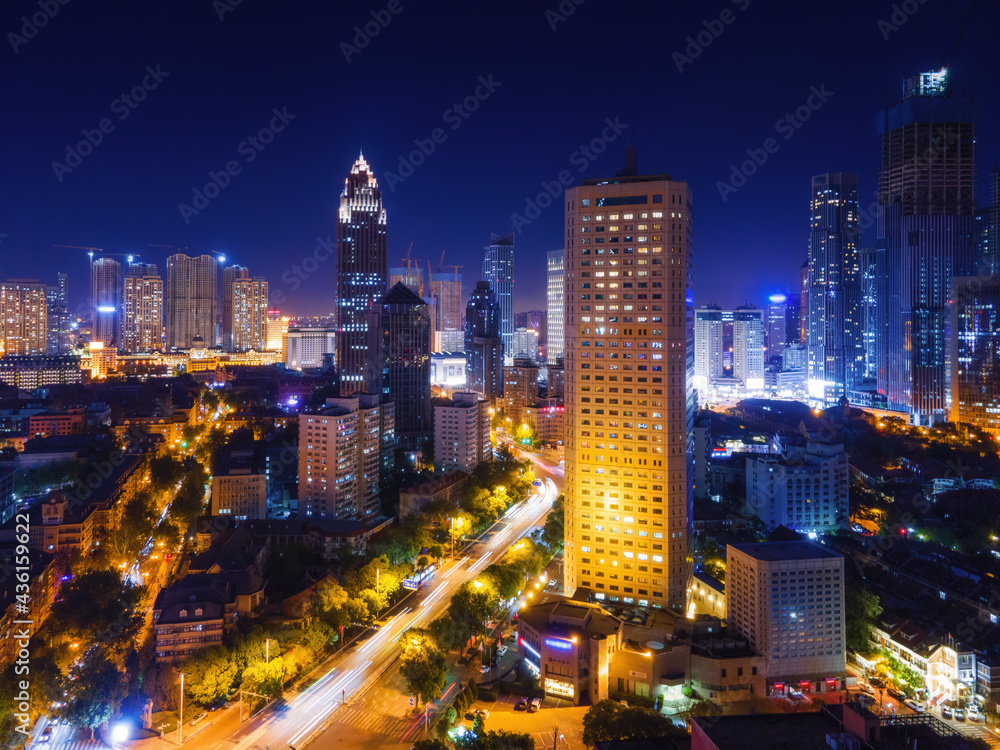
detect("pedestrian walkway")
[328,704,411,737]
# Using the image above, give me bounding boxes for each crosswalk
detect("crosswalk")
[44,738,103,750]
[330,704,411,737]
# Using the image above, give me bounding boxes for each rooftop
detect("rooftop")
[730,540,842,562]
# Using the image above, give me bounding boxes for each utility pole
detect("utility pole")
[178,672,185,745]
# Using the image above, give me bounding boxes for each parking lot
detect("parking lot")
[468,698,590,750]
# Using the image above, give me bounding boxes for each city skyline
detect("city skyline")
[3,2,998,319]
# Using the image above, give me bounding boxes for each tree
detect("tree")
[541,495,564,550]
[581,700,684,746]
[413,740,449,750]
[449,579,499,636]
[181,645,238,706]
[241,657,286,697]
[430,615,471,652]
[63,650,127,731]
[399,629,448,704]
[49,569,144,650]
[301,621,336,653]
[845,585,882,653]
[111,490,157,561]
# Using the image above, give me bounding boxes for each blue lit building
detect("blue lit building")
[482,232,514,363]
[465,281,503,400]
[335,153,387,395]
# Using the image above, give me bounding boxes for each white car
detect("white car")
[967,706,980,721]
[497,646,508,657]
[904,699,925,713]
[479,665,490,674]
[474,708,490,718]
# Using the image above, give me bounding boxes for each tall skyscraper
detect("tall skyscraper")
[799,260,809,345]
[232,277,269,352]
[335,153,388,395]
[766,294,788,359]
[91,257,121,348]
[976,165,1000,275]
[46,273,69,354]
[371,282,431,452]
[0,280,48,355]
[876,68,976,422]
[950,276,1000,435]
[784,292,801,346]
[121,263,163,353]
[165,254,218,349]
[563,164,693,613]
[465,281,504,400]
[733,305,765,389]
[222,265,250,352]
[693,305,724,391]
[483,232,515,363]
[547,249,565,365]
[860,247,878,380]
[430,272,462,329]
[807,172,862,405]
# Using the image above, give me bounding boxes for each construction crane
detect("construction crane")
[149,244,228,263]
[445,264,463,282]
[437,250,446,273]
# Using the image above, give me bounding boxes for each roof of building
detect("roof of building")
[729,540,842,562]
[188,525,264,574]
[517,595,623,641]
[379,282,427,307]
[153,575,235,624]
[693,711,850,750]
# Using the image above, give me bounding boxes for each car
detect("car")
[954,708,966,721]
[47,715,59,726]
[529,698,541,712]
[967,706,980,721]
[887,689,904,702]
[532,480,542,487]
[547,579,557,588]
[475,708,490,719]
[941,706,953,719]
[479,665,490,674]
[508,631,518,641]
[39,726,52,743]
[190,711,208,726]
[903,699,925,713]
[498,646,508,657]
[870,677,886,689]
[515,698,528,711]
[860,683,875,695]
[619,699,629,707]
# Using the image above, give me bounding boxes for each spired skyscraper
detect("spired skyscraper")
[336,153,387,394]
[876,68,976,422]
[563,160,694,613]
[482,233,515,363]
[807,172,862,405]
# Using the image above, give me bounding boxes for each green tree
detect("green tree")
[181,645,238,706]
[399,629,448,704]
[63,651,127,731]
[430,615,471,652]
[541,495,564,550]
[49,569,144,651]
[581,700,684,746]
[413,739,449,750]
[449,579,499,636]
[241,657,286,697]
[845,585,882,653]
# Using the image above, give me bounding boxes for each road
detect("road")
[183,467,562,750]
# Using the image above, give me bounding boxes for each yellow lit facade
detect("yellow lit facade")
[0,280,48,355]
[563,173,694,613]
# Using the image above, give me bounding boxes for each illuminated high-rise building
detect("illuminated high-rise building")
[335,153,387,395]
[733,305,765,389]
[430,271,463,351]
[465,281,504,400]
[976,165,1000,275]
[91,257,121,348]
[950,276,1000,435]
[876,68,976,422]
[121,263,163,353]
[807,172,862,405]
[483,233,515,363]
[222,265,250,352]
[0,280,48,355]
[371,282,431,452]
[766,294,788,359]
[266,310,287,352]
[799,260,809,345]
[165,254,218,349]
[563,163,693,613]
[547,249,565,365]
[46,273,69,354]
[232,277,269,352]
[693,306,724,392]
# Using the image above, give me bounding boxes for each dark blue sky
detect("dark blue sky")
[1,0,997,317]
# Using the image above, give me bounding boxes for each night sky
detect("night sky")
[1,0,997,318]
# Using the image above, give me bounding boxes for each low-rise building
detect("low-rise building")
[28,407,85,438]
[399,471,468,518]
[525,399,564,444]
[433,391,490,475]
[153,577,239,663]
[212,441,267,520]
[689,571,726,619]
[0,547,56,671]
